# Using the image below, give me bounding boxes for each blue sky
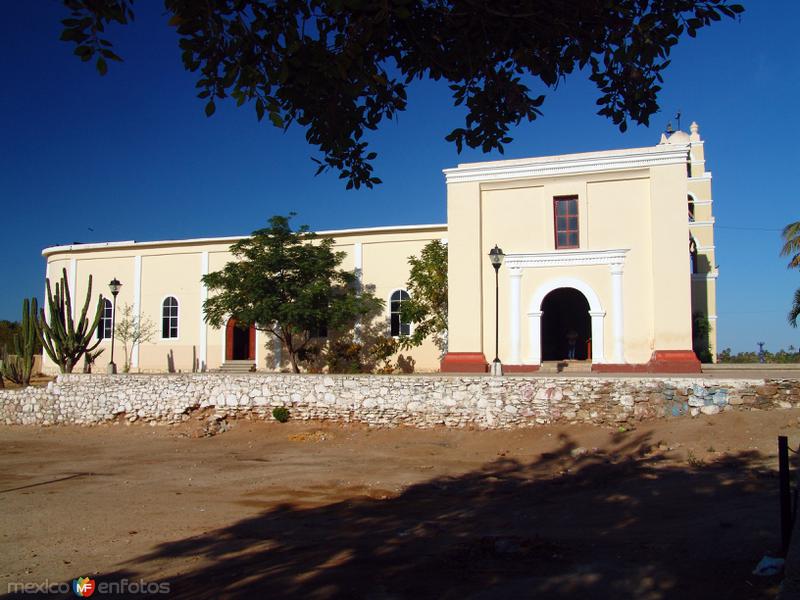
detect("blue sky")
[1,2,798,353]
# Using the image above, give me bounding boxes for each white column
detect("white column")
[589,311,606,363]
[273,325,282,369]
[199,251,209,371]
[610,263,624,363]
[527,310,543,364]
[42,261,51,373]
[508,268,522,364]
[131,255,142,369]
[69,258,77,319]
[353,242,363,343]
[254,328,260,369]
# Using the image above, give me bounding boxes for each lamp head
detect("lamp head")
[488,245,504,270]
[109,278,122,297]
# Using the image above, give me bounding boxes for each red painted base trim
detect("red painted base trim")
[503,364,541,373]
[440,352,489,373]
[592,350,701,374]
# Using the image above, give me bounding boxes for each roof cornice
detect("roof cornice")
[42,223,447,257]
[443,145,690,184]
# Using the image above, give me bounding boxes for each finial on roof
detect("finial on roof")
[689,121,701,142]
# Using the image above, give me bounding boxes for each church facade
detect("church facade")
[41,123,716,374]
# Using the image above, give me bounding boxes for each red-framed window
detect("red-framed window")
[554,196,579,249]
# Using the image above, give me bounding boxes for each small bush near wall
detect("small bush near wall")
[272,407,290,423]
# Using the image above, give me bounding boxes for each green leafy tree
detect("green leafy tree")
[0,321,21,351]
[691,311,712,363]
[717,346,800,364]
[782,222,800,327]
[202,214,383,373]
[399,240,448,355]
[58,0,743,189]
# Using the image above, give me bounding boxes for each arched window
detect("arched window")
[162,297,179,339]
[97,299,112,340]
[688,194,695,222]
[390,290,410,337]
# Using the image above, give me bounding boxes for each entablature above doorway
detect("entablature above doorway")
[504,248,629,271]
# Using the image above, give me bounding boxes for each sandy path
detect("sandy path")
[1,409,797,598]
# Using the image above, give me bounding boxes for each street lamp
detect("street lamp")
[488,245,504,376]
[107,278,122,374]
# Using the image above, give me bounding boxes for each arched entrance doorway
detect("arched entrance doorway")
[541,288,591,361]
[225,318,255,361]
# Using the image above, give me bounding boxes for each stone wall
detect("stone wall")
[1,374,799,428]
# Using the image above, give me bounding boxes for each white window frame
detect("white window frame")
[160,295,180,340]
[388,288,412,338]
[97,298,113,340]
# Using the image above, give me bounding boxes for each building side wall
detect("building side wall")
[42,229,446,374]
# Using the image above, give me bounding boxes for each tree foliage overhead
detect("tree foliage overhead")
[60,0,743,189]
[202,214,383,372]
[781,221,800,328]
[399,239,448,354]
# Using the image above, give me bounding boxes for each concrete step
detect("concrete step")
[540,360,593,374]
[218,361,256,373]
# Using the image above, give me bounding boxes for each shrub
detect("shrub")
[272,407,290,423]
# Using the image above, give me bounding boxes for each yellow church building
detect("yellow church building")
[41,123,717,374]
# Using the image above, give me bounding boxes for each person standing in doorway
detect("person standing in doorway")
[566,328,578,360]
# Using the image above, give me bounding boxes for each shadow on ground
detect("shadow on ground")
[6,431,784,599]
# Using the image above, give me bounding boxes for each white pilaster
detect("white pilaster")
[509,268,522,363]
[610,263,624,363]
[589,311,606,363]
[69,258,77,319]
[254,328,260,370]
[527,311,543,364]
[353,242,363,343]
[199,251,209,371]
[131,255,142,369]
[273,325,282,369]
[220,325,226,365]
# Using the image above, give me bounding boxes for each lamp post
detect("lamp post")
[107,278,122,374]
[488,245,505,376]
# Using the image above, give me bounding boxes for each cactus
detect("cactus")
[0,345,7,387]
[37,268,104,374]
[8,298,38,386]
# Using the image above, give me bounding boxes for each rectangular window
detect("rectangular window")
[554,196,579,249]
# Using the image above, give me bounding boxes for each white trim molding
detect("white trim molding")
[691,272,719,281]
[353,242,363,343]
[199,251,209,371]
[689,218,716,228]
[41,223,448,257]
[68,258,77,319]
[444,145,689,184]
[505,248,628,270]
[131,255,142,369]
[508,268,522,364]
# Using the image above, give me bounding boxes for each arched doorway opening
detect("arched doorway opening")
[225,318,255,361]
[541,288,591,361]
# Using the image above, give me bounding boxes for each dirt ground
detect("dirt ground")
[1,410,798,599]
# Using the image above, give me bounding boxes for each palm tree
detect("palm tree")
[790,288,800,328]
[781,222,800,269]
[783,222,800,327]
